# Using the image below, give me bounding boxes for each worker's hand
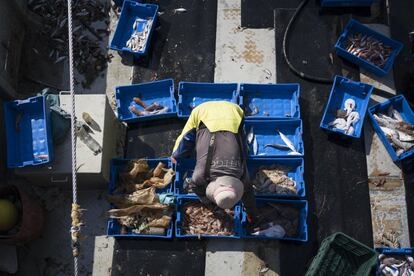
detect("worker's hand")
[199,196,216,210]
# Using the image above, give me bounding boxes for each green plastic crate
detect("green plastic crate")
[306,232,378,276]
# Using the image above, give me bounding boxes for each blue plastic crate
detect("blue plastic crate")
[247,158,305,198]
[177,82,239,118]
[368,95,414,163]
[244,120,304,157]
[321,0,374,7]
[110,1,158,57]
[115,79,177,123]
[335,19,403,77]
[240,83,300,120]
[107,158,174,238]
[4,95,53,168]
[175,196,242,239]
[174,158,196,196]
[375,248,414,276]
[113,0,144,8]
[320,75,374,138]
[241,198,308,241]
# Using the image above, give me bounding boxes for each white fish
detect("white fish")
[174,8,187,14]
[329,118,347,129]
[344,98,356,116]
[251,223,285,238]
[346,111,359,130]
[287,151,301,156]
[276,129,297,152]
[396,130,414,142]
[380,126,397,137]
[247,126,254,144]
[346,126,355,135]
[253,135,258,155]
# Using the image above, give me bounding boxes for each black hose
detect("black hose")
[282,0,334,84]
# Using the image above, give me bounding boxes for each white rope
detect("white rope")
[66,0,80,275]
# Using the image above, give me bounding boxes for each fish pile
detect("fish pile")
[129,97,170,117]
[373,106,414,156]
[253,167,297,195]
[328,98,360,135]
[182,170,194,193]
[378,254,414,276]
[28,0,113,88]
[125,18,154,52]
[249,203,299,238]
[343,33,393,68]
[246,127,300,156]
[182,202,234,236]
[107,160,175,235]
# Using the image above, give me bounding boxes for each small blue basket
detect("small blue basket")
[240,83,300,120]
[375,248,414,276]
[241,198,308,241]
[244,120,304,157]
[320,75,374,138]
[321,0,374,7]
[110,1,158,57]
[115,79,177,123]
[174,158,196,196]
[368,95,414,163]
[4,95,53,168]
[177,82,239,118]
[107,158,174,238]
[175,196,242,239]
[113,0,144,8]
[335,19,403,77]
[247,158,305,198]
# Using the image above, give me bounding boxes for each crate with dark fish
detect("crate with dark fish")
[247,158,305,198]
[175,196,242,238]
[320,0,374,7]
[375,248,414,276]
[241,198,308,241]
[335,19,403,77]
[368,95,414,162]
[106,158,175,238]
[115,79,177,123]
[320,75,373,138]
[4,95,53,168]
[239,83,300,120]
[245,120,304,157]
[306,232,378,276]
[174,158,197,196]
[110,1,158,57]
[177,82,239,118]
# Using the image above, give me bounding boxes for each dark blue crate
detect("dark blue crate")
[177,82,239,118]
[113,0,144,8]
[247,158,305,198]
[174,158,196,196]
[110,1,158,57]
[107,158,174,238]
[321,0,374,7]
[175,196,242,239]
[4,95,53,168]
[375,248,414,276]
[240,83,300,120]
[368,95,414,163]
[115,79,177,123]
[244,120,304,157]
[335,19,403,76]
[320,75,374,138]
[241,198,308,241]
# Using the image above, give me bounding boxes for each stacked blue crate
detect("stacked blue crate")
[240,83,308,240]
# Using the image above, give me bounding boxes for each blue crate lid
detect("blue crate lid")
[244,119,304,157]
[240,83,300,120]
[4,95,53,168]
[320,75,374,138]
[241,198,308,242]
[175,196,242,239]
[109,1,158,57]
[321,0,374,7]
[368,95,414,163]
[177,82,239,118]
[107,157,174,238]
[115,79,177,123]
[335,19,403,77]
[247,158,305,198]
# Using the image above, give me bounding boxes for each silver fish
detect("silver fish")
[276,129,297,153]
[253,136,258,155]
[247,127,254,144]
[174,8,187,14]
[246,104,259,116]
[345,111,359,130]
